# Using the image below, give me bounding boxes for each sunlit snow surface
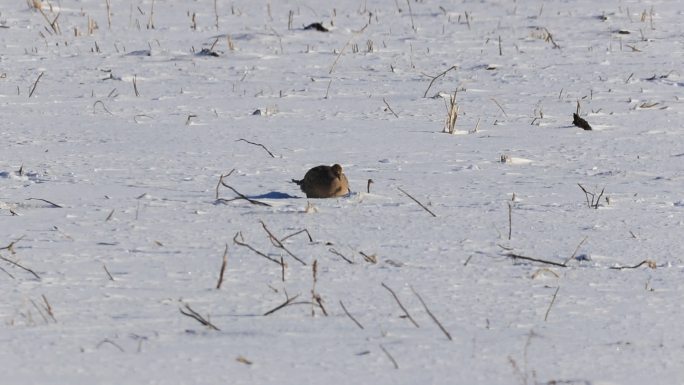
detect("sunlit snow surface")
[1,1,684,384]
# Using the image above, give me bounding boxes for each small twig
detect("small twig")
[505,253,566,268]
[179,304,220,331]
[381,282,419,328]
[26,198,62,208]
[105,209,115,221]
[0,236,25,254]
[383,98,399,118]
[215,169,235,199]
[0,253,41,279]
[405,0,415,31]
[609,260,657,270]
[103,263,115,281]
[233,232,282,265]
[96,338,125,352]
[216,243,228,289]
[329,35,356,74]
[397,187,436,217]
[217,179,271,207]
[379,344,399,369]
[544,286,560,321]
[367,179,374,193]
[93,100,114,115]
[264,293,301,316]
[508,202,513,240]
[422,65,457,98]
[359,251,377,264]
[132,75,140,97]
[280,229,313,243]
[329,248,353,264]
[236,138,276,158]
[261,221,307,265]
[563,236,588,265]
[490,98,508,117]
[29,72,44,98]
[411,286,451,341]
[0,264,15,279]
[41,294,56,322]
[339,300,364,329]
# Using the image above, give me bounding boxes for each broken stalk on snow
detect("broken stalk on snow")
[279,229,313,243]
[310,260,328,316]
[544,286,560,322]
[381,282,419,328]
[339,300,364,329]
[329,248,353,264]
[0,253,40,280]
[264,292,303,316]
[103,263,115,281]
[411,286,452,341]
[216,173,271,206]
[28,72,45,98]
[380,344,399,369]
[563,236,588,265]
[179,304,220,331]
[367,179,374,193]
[383,98,399,118]
[236,138,276,158]
[422,65,457,98]
[233,231,283,266]
[260,220,307,265]
[216,243,228,289]
[609,260,657,270]
[505,253,567,268]
[577,184,604,209]
[398,187,437,217]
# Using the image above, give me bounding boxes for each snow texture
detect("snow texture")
[1,1,683,384]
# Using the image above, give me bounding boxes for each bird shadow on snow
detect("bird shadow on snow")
[249,191,300,200]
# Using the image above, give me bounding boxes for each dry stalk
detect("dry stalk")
[215,169,235,199]
[0,252,40,279]
[563,236,588,265]
[397,187,437,217]
[422,65,457,98]
[216,174,271,206]
[367,179,374,193]
[28,72,44,98]
[609,260,657,270]
[383,98,399,118]
[506,253,566,268]
[216,243,228,289]
[41,294,56,322]
[544,287,560,321]
[411,286,452,341]
[490,98,508,117]
[381,282,419,328]
[380,344,399,369]
[280,229,313,243]
[260,221,307,265]
[264,292,302,316]
[236,138,276,158]
[0,236,25,254]
[26,197,62,208]
[179,304,220,331]
[103,263,114,281]
[132,75,140,96]
[329,248,353,264]
[339,300,364,329]
[444,90,459,134]
[233,232,283,266]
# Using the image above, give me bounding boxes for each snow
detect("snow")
[1,0,683,384]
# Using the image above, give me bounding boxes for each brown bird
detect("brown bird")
[292,164,350,198]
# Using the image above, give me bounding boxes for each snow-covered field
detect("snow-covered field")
[1,0,683,384]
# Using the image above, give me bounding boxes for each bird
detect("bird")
[292,164,350,198]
